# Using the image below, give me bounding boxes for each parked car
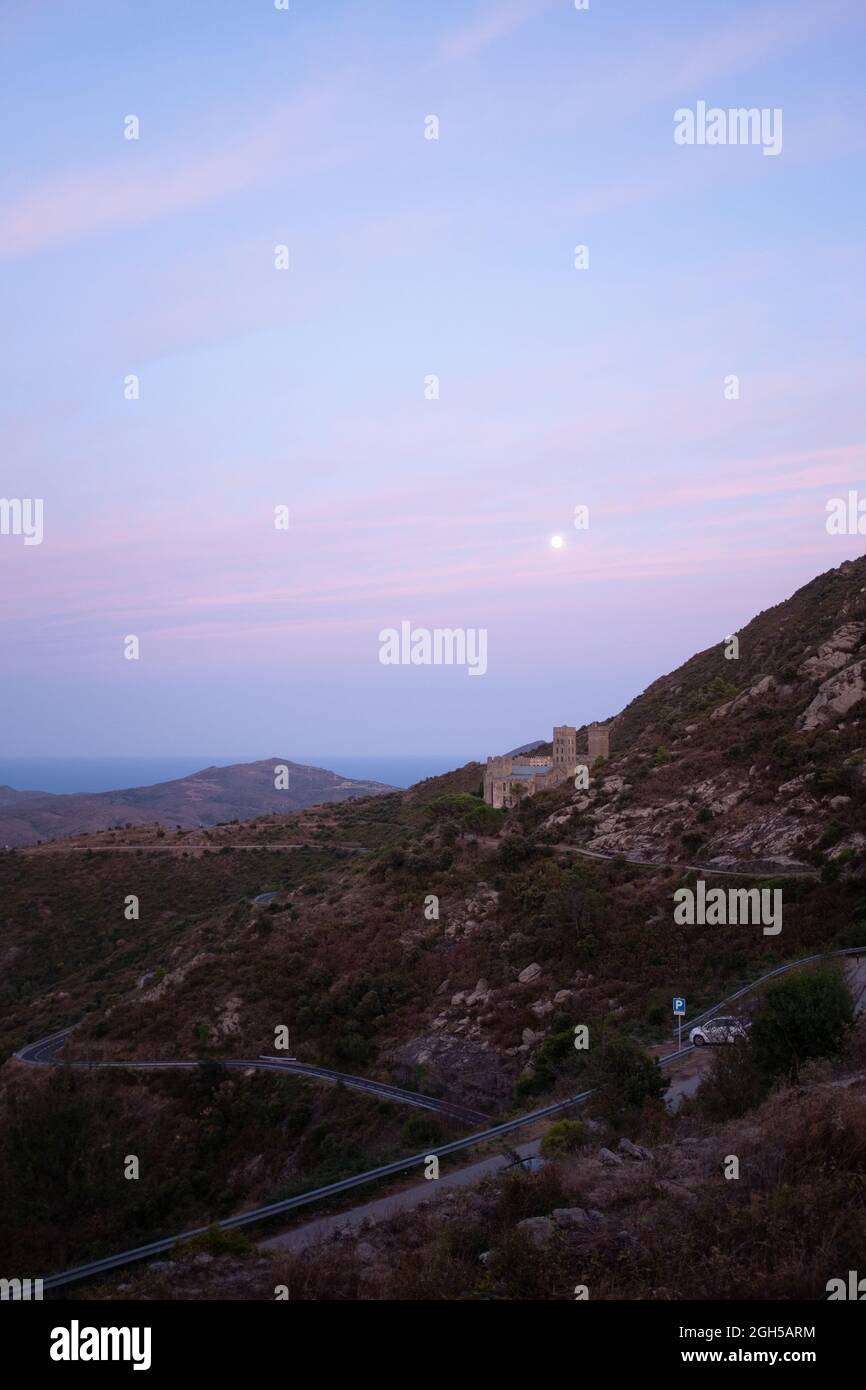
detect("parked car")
[689,1016,750,1046]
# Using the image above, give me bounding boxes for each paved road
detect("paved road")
[14,1031,489,1128]
[18,947,864,1290]
[464,833,815,878]
[261,1141,543,1254]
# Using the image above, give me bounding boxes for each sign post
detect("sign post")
[673,995,686,1051]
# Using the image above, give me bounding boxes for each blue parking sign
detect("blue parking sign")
[673,996,686,1015]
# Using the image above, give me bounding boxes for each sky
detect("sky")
[1,0,865,762]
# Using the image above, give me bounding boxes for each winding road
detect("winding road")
[13,1029,488,1128]
[16,946,864,1293]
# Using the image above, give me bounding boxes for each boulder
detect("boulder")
[551,1207,592,1229]
[598,1147,624,1167]
[516,1216,555,1247]
[518,962,542,984]
[618,1137,652,1161]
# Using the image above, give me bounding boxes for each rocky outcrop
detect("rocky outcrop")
[711,674,778,720]
[799,659,866,730]
[798,623,865,682]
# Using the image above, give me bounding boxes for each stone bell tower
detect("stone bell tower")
[552,725,577,771]
[587,722,610,762]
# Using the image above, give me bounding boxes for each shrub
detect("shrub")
[180,1226,253,1258]
[750,963,855,1083]
[694,1038,769,1121]
[588,1035,668,1127]
[400,1113,444,1149]
[539,1119,589,1157]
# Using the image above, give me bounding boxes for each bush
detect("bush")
[180,1226,254,1258]
[750,963,855,1082]
[425,794,504,835]
[694,1038,769,1121]
[588,1035,668,1127]
[539,1119,589,1157]
[400,1113,444,1149]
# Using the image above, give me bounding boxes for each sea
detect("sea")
[0,755,476,796]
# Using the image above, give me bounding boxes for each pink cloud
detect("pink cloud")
[440,0,557,63]
[0,84,352,260]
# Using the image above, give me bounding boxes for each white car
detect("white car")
[689,1016,750,1046]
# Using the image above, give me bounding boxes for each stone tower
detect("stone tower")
[587,722,610,762]
[552,725,577,771]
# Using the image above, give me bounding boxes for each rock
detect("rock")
[799,660,866,730]
[830,795,852,810]
[192,1253,214,1265]
[521,1027,543,1045]
[551,1206,592,1229]
[466,979,492,1006]
[530,998,553,1017]
[355,1242,376,1264]
[553,989,574,1004]
[478,1250,493,1265]
[618,1137,652,1161]
[516,1216,555,1247]
[149,1261,175,1272]
[518,963,542,984]
[656,1180,698,1205]
[711,674,777,720]
[798,624,865,681]
[598,1147,624,1167]
[450,992,466,1007]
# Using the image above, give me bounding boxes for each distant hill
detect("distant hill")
[0,758,395,847]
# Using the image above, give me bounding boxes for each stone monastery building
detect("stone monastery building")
[483,724,610,810]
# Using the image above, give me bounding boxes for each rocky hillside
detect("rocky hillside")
[0,758,395,848]
[3,557,866,1284]
[548,555,866,874]
[4,556,865,1116]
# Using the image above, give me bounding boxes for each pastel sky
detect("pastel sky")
[2,0,865,760]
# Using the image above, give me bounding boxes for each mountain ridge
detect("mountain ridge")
[0,757,395,847]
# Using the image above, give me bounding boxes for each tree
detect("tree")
[750,963,855,1083]
[589,1035,668,1126]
